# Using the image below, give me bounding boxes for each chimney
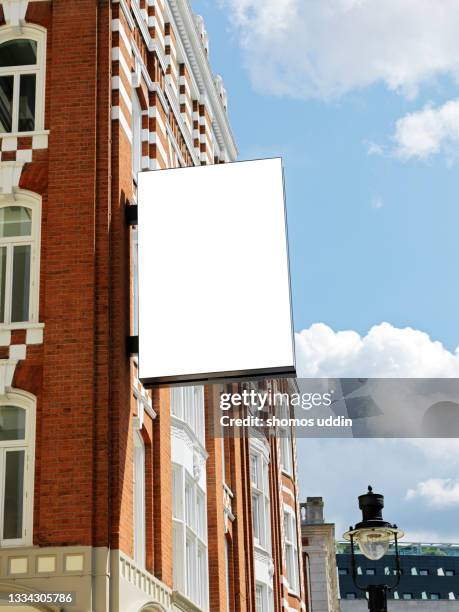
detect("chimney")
[301,497,325,525]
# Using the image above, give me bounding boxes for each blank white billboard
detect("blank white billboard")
[137,158,296,386]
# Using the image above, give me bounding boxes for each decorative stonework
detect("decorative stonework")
[0,325,44,394]
[0,0,29,28]
[0,133,48,195]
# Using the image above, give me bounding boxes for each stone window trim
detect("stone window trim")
[0,189,41,326]
[0,23,47,135]
[283,503,300,596]
[0,387,35,548]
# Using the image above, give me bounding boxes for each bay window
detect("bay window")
[250,447,271,552]
[171,385,208,610]
[255,582,274,612]
[171,386,205,445]
[283,508,300,594]
[172,464,208,610]
[0,28,46,134]
[0,391,35,547]
[278,400,293,475]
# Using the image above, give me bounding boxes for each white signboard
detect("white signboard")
[137,158,296,386]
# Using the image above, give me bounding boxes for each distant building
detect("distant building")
[337,542,459,610]
[301,497,340,612]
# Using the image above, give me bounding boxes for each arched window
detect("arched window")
[133,428,146,568]
[0,390,35,547]
[0,27,46,134]
[0,192,41,325]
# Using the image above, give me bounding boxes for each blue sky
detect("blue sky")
[193,0,459,351]
[192,0,459,542]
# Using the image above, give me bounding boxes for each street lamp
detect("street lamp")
[343,486,404,612]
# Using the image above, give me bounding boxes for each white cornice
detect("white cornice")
[168,0,238,161]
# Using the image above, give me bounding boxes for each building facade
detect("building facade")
[0,1,305,611]
[301,498,339,612]
[337,542,459,608]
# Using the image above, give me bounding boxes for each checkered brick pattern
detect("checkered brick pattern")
[0,133,48,163]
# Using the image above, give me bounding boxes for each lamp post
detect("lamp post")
[343,486,404,612]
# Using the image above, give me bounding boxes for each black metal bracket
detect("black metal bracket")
[126,204,138,226]
[127,335,139,355]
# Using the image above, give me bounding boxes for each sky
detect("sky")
[191,0,459,542]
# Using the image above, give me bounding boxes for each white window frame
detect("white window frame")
[283,505,300,595]
[255,582,274,612]
[132,90,142,180]
[172,462,209,610]
[250,443,271,553]
[277,398,293,475]
[0,190,41,327]
[170,386,205,445]
[0,25,46,135]
[133,427,146,568]
[0,389,35,547]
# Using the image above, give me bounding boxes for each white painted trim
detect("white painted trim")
[111,106,132,142]
[111,17,131,55]
[0,388,36,548]
[0,189,41,325]
[0,24,47,135]
[112,46,132,84]
[168,0,237,159]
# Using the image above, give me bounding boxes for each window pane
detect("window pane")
[256,584,263,612]
[0,40,37,67]
[0,246,6,323]
[0,206,32,237]
[0,75,13,133]
[11,245,31,322]
[186,537,195,600]
[0,406,26,441]
[172,465,183,519]
[18,74,36,132]
[3,450,25,540]
[252,493,260,540]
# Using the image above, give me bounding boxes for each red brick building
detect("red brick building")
[0,1,306,611]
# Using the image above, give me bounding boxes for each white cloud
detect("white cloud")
[393,98,459,160]
[371,195,384,209]
[366,141,384,156]
[406,478,459,508]
[222,0,459,99]
[295,322,459,377]
[408,439,459,462]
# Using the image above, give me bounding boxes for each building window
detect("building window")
[419,569,429,576]
[172,464,208,610]
[0,28,46,134]
[283,508,299,594]
[0,195,41,325]
[430,594,440,600]
[0,391,35,547]
[250,449,271,551]
[171,386,205,444]
[255,582,273,612]
[133,429,145,567]
[403,594,413,600]
[346,593,357,600]
[366,568,376,575]
[278,400,293,475]
[445,570,455,576]
[338,568,349,575]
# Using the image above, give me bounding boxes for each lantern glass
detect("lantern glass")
[355,528,394,560]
